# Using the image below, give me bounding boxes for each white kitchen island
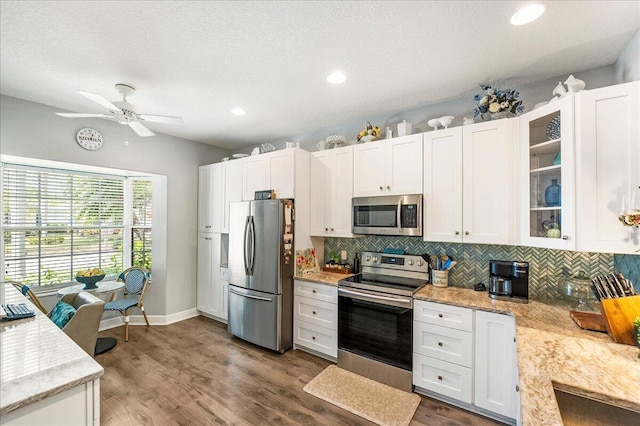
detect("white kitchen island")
[1,284,104,425]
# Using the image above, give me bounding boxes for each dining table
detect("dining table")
[57,280,125,355]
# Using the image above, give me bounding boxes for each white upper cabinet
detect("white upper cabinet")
[424,119,514,244]
[242,149,296,200]
[518,95,575,250]
[353,134,423,197]
[310,146,355,237]
[222,159,244,233]
[575,81,640,254]
[462,119,514,244]
[423,128,463,242]
[198,164,224,233]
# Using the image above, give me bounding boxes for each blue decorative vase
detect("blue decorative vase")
[545,179,561,207]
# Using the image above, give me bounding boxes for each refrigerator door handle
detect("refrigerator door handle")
[229,288,273,302]
[243,216,251,275]
[248,216,256,275]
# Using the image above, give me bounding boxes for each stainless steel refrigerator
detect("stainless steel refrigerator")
[227,199,294,353]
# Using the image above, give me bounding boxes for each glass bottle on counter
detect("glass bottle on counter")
[353,253,361,274]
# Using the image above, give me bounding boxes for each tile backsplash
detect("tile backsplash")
[324,236,639,299]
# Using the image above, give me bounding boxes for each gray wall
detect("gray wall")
[614,28,640,84]
[268,65,618,152]
[0,95,229,316]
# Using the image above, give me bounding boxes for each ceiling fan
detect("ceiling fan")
[56,83,183,137]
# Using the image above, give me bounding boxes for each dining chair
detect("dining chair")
[9,281,48,314]
[104,267,151,341]
[9,281,105,356]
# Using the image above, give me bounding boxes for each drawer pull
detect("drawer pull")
[438,342,443,347]
[312,290,316,293]
[437,375,443,381]
[438,313,443,318]
[312,336,316,340]
[312,311,316,315]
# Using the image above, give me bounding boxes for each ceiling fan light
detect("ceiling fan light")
[231,108,246,116]
[327,71,347,84]
[510,4,545,25]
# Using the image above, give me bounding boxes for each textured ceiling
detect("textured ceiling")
[1,1,638,150]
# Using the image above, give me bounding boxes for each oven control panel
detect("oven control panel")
[361,251,428,274]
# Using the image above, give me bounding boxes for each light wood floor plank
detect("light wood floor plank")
[96,316,501,425]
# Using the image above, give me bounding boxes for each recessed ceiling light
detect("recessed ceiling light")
[327,71,347,84]
[510,4,546,25]
[231,108,246,116]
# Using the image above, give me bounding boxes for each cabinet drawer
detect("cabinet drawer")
[414,300,473,332]
[294,295,337,330]
[414,322,473,367]
[294,320,337,358]
[413,353,472,403]
[294,280,337,304]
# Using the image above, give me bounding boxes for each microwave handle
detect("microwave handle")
[397,198,402,232]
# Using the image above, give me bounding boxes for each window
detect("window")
[130,179,152,270]
[2,163,152,287]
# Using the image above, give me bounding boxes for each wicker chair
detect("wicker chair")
[104,267,151,341]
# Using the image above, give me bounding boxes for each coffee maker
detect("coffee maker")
[489,260,530,303]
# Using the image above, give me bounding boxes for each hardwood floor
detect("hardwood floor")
[96,316,501,426]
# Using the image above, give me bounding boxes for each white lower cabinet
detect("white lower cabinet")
[413,353,473,403]
[474,310,518,419]
[197,233,224,320]
[220,266,229,321]
[293,280,337,360]
[413,300,519,423]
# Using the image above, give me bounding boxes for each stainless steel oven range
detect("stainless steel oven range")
[338,251,428,392]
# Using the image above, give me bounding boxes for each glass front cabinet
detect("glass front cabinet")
[519,95,575,250]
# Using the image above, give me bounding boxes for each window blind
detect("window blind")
[3,165,125,286]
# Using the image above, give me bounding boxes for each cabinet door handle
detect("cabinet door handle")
[455,231,460,235]
[312,311,316,315]
[465,231,469,235]
[438,313,443,318]
[379,186,383,190]
[205,237,212,240]
[205,225,211,229]
[312,336,316,340]
[312,290,316,294]
[437,375,443,381]
[325,228,328,231]
[438,342,443,347]
[386,185,390,190]
[330,228,334,231]
[562,235,570,240]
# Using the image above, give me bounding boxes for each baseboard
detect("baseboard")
[99,308,200,331]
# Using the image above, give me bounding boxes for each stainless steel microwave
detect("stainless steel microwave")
[352,194,422,236]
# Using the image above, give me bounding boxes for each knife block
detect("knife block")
[599,295,640,345]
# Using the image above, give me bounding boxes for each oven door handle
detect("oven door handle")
[339,288,412,308]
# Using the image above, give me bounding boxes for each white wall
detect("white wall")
[0,95,229,316]
[614,29,640,84]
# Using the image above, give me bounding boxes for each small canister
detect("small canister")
[397,120,412,137]
[431,270,449,288]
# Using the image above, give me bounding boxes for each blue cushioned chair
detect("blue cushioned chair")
[104,267,151,341]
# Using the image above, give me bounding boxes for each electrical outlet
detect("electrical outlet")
[341,250,347,260]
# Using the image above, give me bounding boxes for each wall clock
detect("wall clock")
[76,128,104,150]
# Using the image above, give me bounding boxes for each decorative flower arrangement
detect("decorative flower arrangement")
[473,85,524,119]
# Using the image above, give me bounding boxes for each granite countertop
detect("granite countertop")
[294,270,353,286]
[414,285,640,425]
[0,284,104,415]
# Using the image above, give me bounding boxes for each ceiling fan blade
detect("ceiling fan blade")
[129,121,155,137]
[77,90,121,111]
[56,112,113,118]
[139,114,183,124]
